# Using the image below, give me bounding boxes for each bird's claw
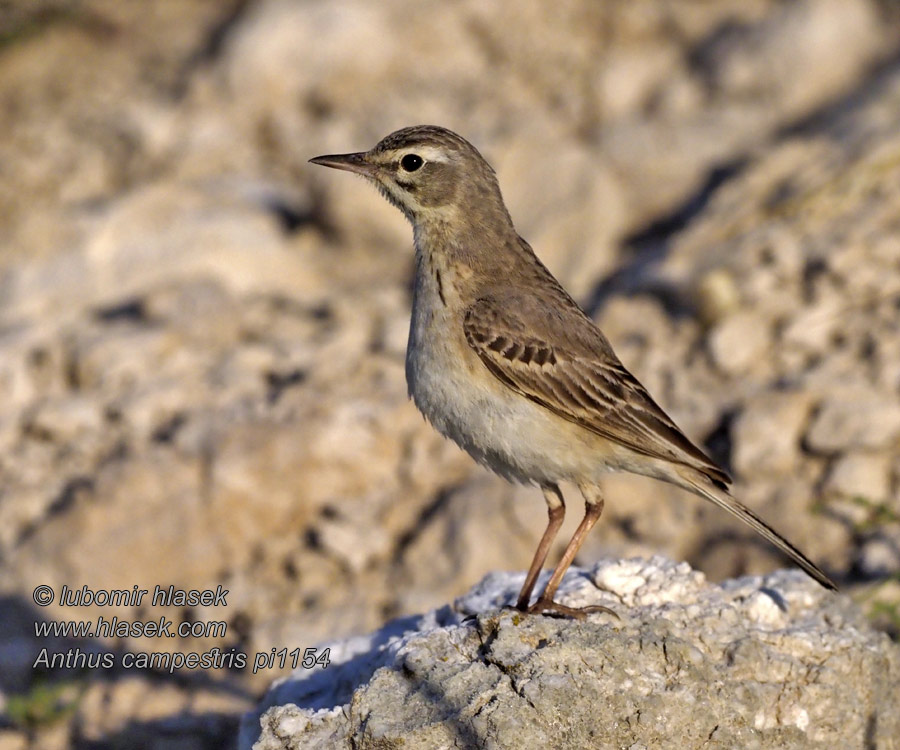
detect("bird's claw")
[522,598,619,620]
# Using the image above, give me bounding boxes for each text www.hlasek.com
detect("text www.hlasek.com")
[31,584,331,675]
[35,616,227,640]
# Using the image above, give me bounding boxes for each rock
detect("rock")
[695,267,741,325]
[698,0,882,116]
[824,451,892,503]
[860,578,900,636]
[242,557,900,750]
[859,535,900,578]
[707,310,772,377]
[494,126,625,297]
[806,391,900,453]
[780,297,843,356]
[391,477,554,618]
[69,676,247,749]
[0,731,27,750]
[21,395,105,446]
[731,390,814,477]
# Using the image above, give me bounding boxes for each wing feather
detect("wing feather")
[463,296,730,486]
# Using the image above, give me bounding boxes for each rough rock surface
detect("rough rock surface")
[242,558,900,749]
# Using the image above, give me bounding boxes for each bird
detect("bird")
[310,125,836,617]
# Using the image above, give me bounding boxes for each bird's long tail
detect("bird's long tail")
[676,468,837,591]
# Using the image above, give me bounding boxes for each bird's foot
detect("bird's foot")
[523,597,619,620]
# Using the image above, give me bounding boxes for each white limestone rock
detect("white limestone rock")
[242,557,899,750]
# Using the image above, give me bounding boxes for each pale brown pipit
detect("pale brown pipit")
[311,125,836,617]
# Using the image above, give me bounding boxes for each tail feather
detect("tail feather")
[678,469,837,591]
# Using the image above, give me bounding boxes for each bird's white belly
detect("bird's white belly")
[406,305,608,485]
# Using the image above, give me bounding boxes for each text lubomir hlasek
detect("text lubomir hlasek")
[57,585,228,608]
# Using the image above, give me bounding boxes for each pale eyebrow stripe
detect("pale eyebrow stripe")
[397,145,449,163]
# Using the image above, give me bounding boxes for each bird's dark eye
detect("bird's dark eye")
[400,154,423,172]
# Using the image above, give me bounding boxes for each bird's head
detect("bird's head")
[310,125,508,227]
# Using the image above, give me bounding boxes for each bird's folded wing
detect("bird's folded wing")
[463,297,730,486]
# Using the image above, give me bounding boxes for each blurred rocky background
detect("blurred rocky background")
[0,0,899,747]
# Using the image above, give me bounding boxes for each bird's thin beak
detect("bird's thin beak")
[308,152,375,176]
